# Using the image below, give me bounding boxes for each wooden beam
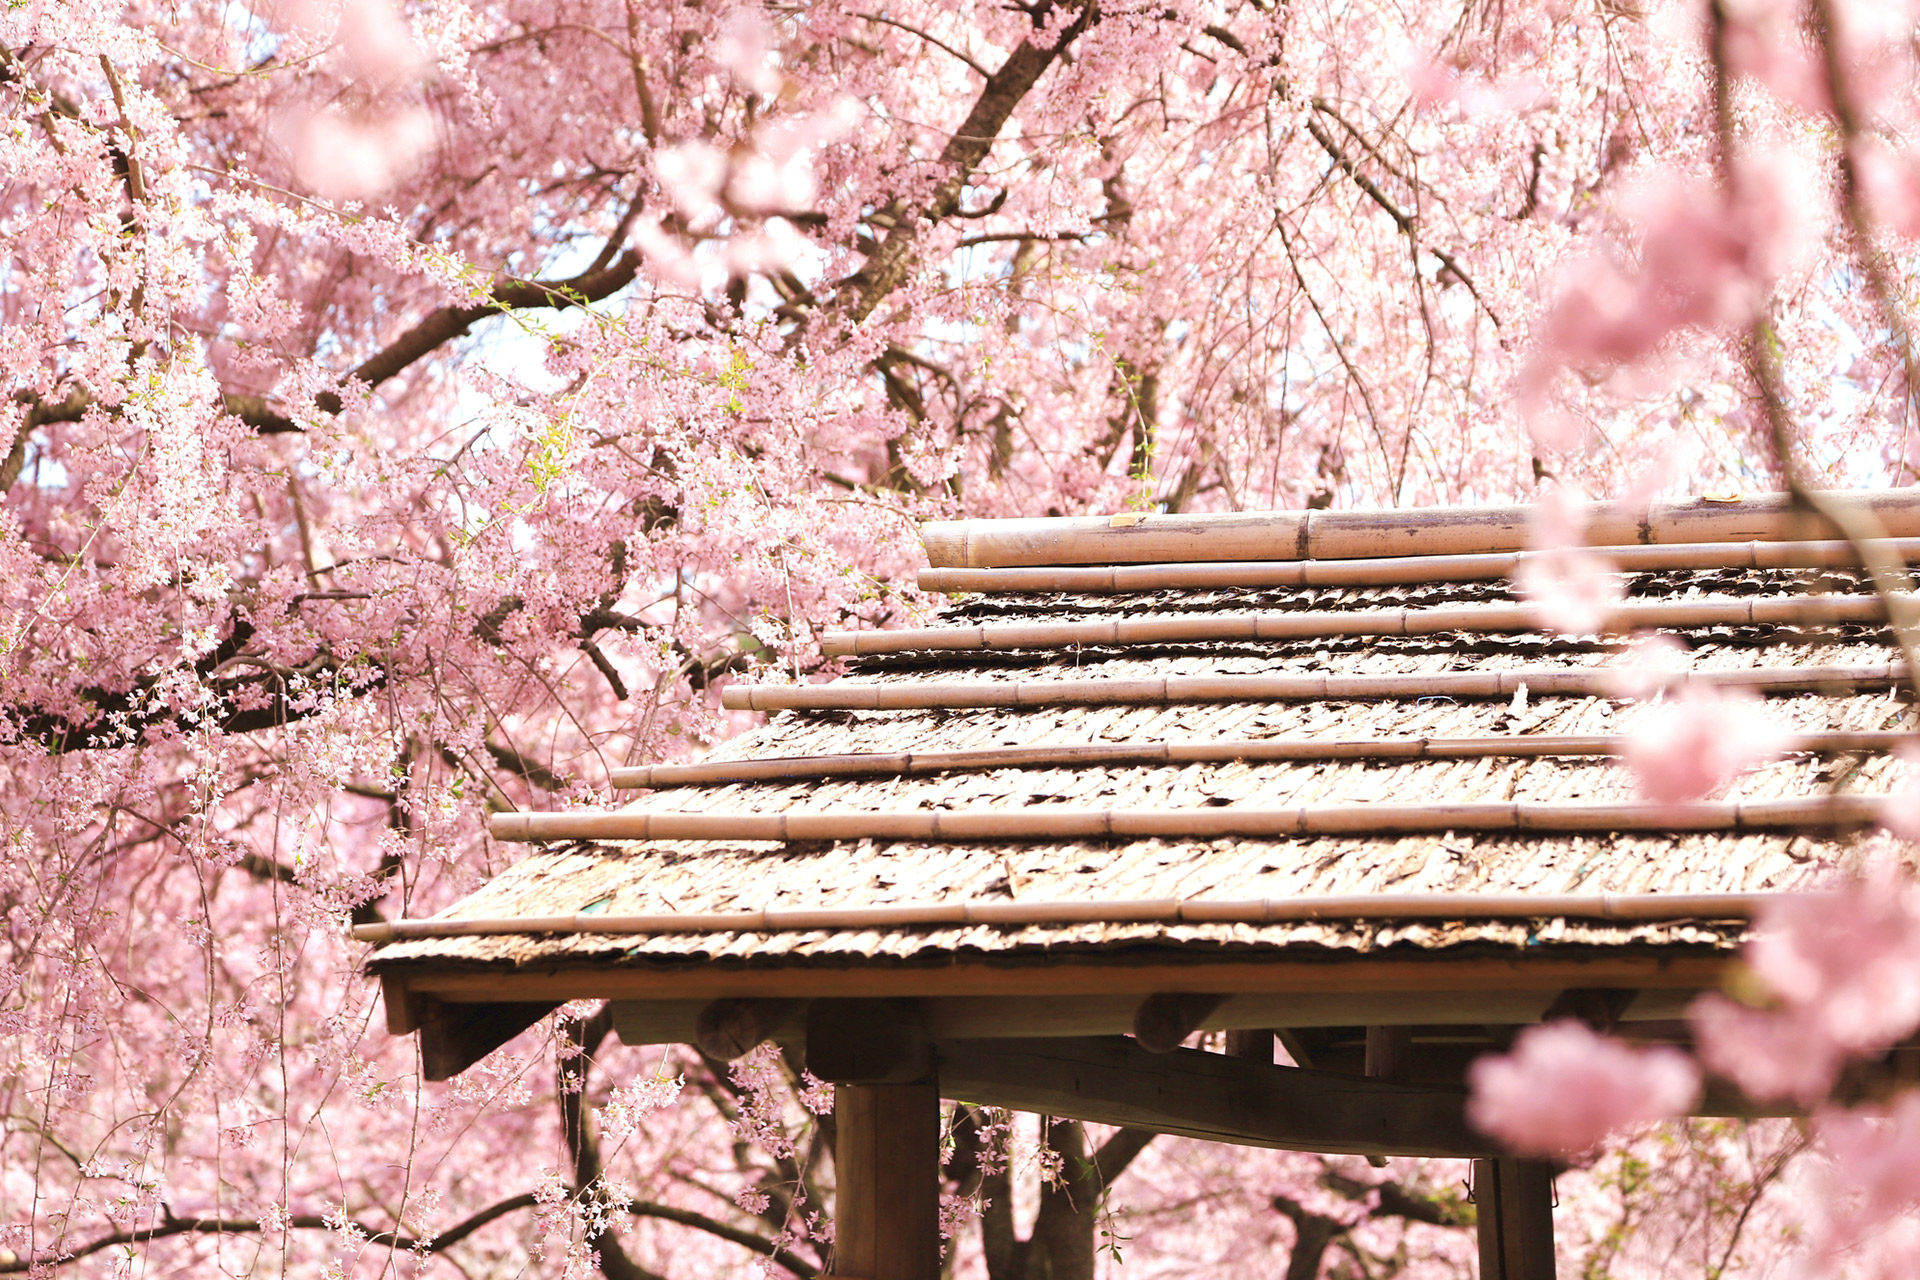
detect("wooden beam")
[381,975,425,1035]
[934,1036,1494,1159]
[1476,1158,1556,1279]
[694,998,808,1060]
[609,988,1687,1048]
[394,952,1732,1004]
[1224,1029,1275,1063]
[417,999,558,1082]
[807,999,934,1084]
[834,1083,941,1280]
[1133,992,1226,1052]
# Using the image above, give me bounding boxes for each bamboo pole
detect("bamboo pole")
[720,664,1906,712]
[820,594,1901,657]
[918,490,1920,568]
[917,538,1920,595]
[481,794,1880,846]
[350,887,1818,944]
[607,730,1916,789]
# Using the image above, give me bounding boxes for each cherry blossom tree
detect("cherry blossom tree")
[4,0,1920,1275]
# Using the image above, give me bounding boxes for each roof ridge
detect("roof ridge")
[918,489,1920,567]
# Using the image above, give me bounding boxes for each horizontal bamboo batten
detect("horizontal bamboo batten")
[917,538,1920,595]
[352,888,1807,943]
[487,794,1882,845]
[722,663,1906,712]
[607,730,1917,789]
[919,489,1920,567]
[820,594,1899,657]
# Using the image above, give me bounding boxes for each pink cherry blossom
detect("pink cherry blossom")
[728,150,818,215]
[288,104,435,201]
[1747,879,1920,1050]
[714,8,783,98]
[336,0,428,86]
[1468,1021,1700,1157]
[1515,545,1622,634]
[1854,138,1920,240]
[634,216,702,290]
[1605,632,1692,700]
[1690,993,1852,1106]
[656,141,728,221]
[1810,1096,1920,1263]
[1521,156,1818,435]
[1616,685,1792,804]
[283,0,428,86]
[1693,879,1920,1104]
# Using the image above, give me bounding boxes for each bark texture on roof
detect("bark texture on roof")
[368,533,1914,974]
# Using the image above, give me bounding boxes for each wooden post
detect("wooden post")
[1475,1157,1555,1279]
[833,1083,941,1280]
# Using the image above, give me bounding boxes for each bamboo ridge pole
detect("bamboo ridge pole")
[819,594,1903,657]
[917,489,1920,568]
[607,730,1917,789]
[916,538,1920,595]
[350,888,1812,944]
[484,794,1881,845]
[721,664,1907,712]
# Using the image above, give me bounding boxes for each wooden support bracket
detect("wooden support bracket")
[416,999,559,1082]
[1543,987,1636,1033]
[935,1036,1495,1158]
[1366,1026,1413,1081]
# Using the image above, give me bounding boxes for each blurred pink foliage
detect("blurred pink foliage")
[1695,878,1920,1104]
[1616,684,1793,804]
[1467,1021,1701,1157]
[1516,487,1624,633]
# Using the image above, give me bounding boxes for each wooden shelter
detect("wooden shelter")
[359,489,1920,1279]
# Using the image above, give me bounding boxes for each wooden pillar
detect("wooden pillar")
[833,1082,941,1280]
[1475,1157,1555,1280]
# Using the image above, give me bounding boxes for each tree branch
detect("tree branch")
[1299,110,1498,327]
[0,1193,540,1274]
[626,1203,820,1279]
[1091,1126,1155,1187]
[340,250,643,407]
[10,650,384,753]
[7,248,645,443]
[842,2,1093,323]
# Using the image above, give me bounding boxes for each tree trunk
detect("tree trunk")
[971,1116,1154,1280]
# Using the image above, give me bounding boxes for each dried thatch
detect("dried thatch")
[366,525,1916,981]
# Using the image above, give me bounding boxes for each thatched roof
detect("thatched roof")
[364,495,1917,998]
